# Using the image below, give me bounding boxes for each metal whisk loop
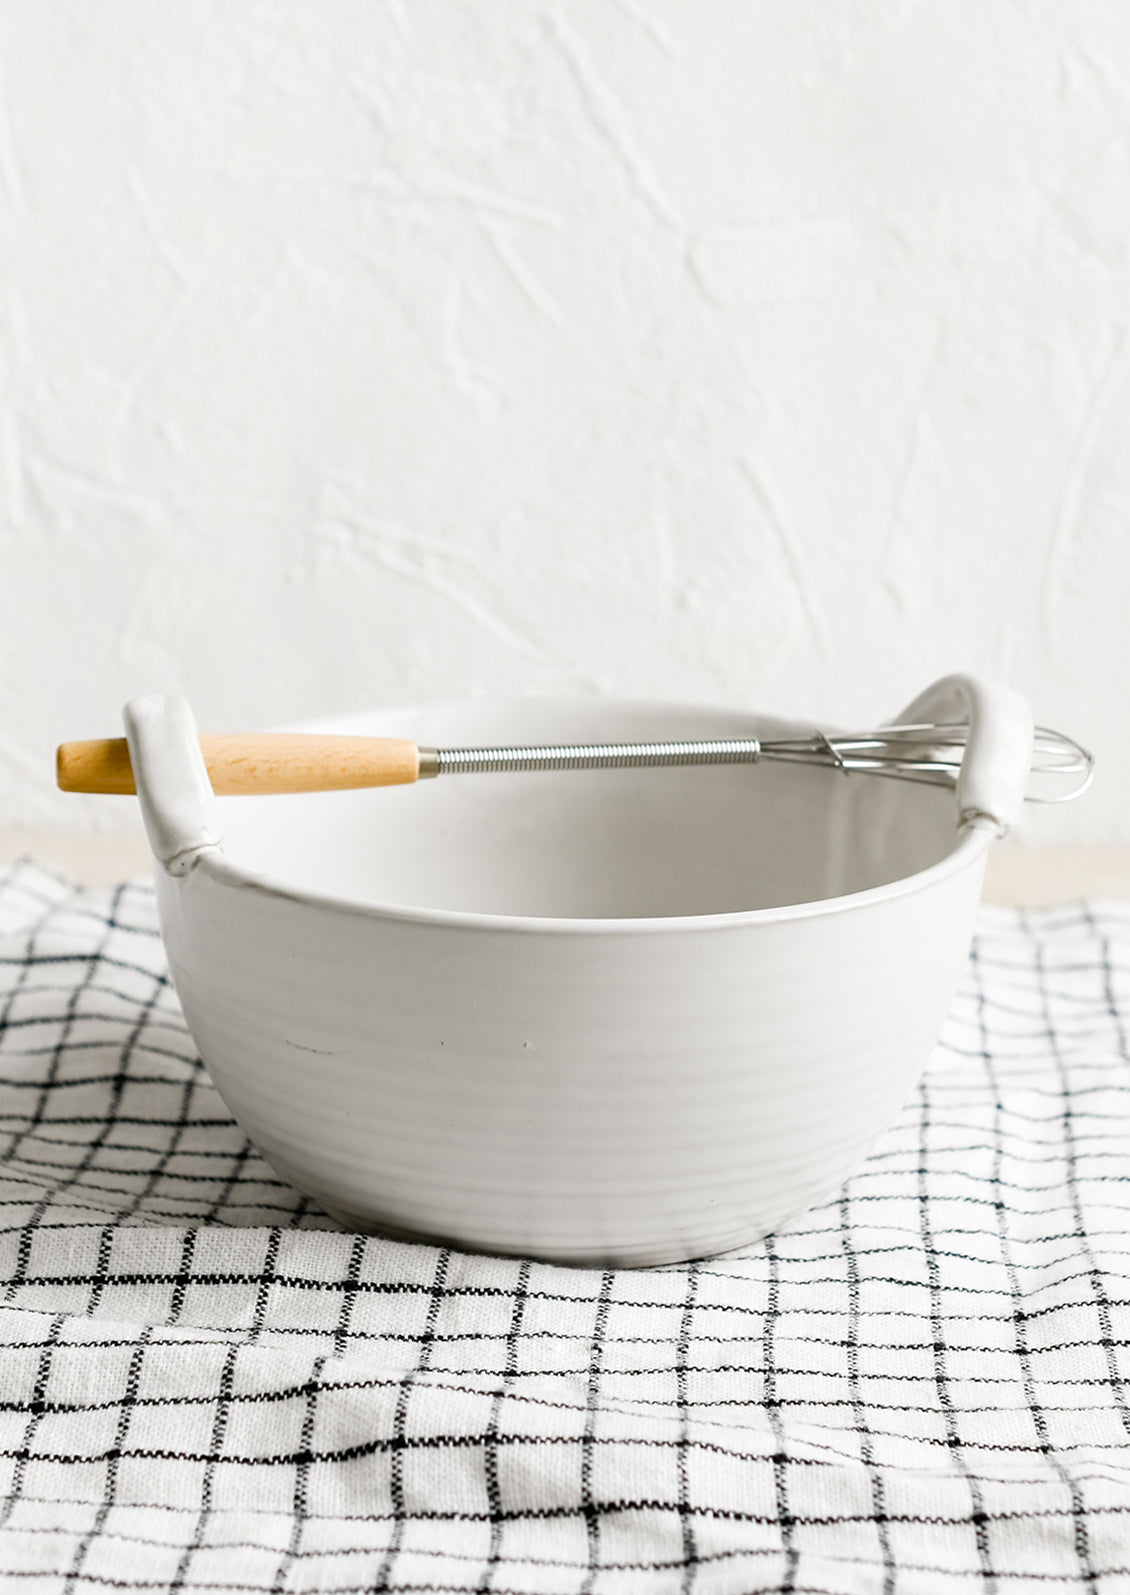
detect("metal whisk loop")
[1027,726,1095,802]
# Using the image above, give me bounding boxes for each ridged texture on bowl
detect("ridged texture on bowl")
[157,841,986,1266]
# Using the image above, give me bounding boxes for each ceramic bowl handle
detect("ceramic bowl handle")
[895,673,1034,836]
[122,695,222,876]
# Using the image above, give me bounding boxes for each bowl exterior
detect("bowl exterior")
[154,845,987,1266]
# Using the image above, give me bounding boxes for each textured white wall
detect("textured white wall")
[1,2,1128,841]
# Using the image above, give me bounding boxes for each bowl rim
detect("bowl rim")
[194,692,994,935]
[194,823,989,935]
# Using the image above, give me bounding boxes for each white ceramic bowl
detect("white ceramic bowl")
[125,674,1033,1266]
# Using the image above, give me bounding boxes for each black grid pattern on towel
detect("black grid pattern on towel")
[2,857,1130,1593]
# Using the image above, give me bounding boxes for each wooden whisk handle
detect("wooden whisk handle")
[56,734,423,795]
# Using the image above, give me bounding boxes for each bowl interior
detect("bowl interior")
[213,699,961,919]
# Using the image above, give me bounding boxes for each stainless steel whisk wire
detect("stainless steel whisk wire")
[422,723,1094,803]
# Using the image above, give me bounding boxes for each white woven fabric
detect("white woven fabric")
[1,858,1129,1593]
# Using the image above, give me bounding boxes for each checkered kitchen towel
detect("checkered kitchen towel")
[2,859,1130,1593]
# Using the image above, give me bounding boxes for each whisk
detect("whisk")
[57,722,1094,803]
